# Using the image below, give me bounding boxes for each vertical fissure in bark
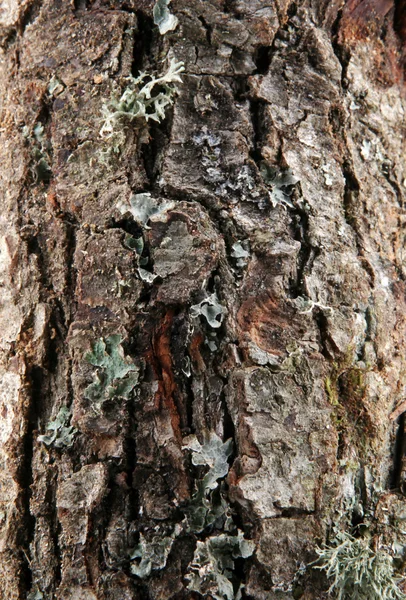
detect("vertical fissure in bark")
[63,218,79,325]
[341,160,366,258]
[252,46,272,75]
[390,413,406,491]
[291,205,319,298]
[132,12,154,76]
[394,0,406,66]
[248,98,266,166]
[130,12,178,192]
[313,309,336,361]
[197,16,212,45]
[21,364,44,594]
[331,6,351,89]
[18,0,43,35]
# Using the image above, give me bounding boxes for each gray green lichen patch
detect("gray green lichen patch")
[100,57,184,140]
[313,530,406,600]
[47,74,64,97]
[27,590,44,600]
[38,406,77,449]
[260,163,299,208]
[186,530,255,600]
[182,432,255,599]
[117,193,175,229]
[183,431,233,533]
[23,122,52,184]
[84,335,138,412]
[231,241,250,268]
[190,293,225,329]
[153,0,179,35]
[130,526,181,578]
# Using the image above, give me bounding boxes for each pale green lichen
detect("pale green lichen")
[129,431,254,593]
[38,406,77,449]
[137,267,157,283]
[117,193,174,229]
[27,590,44,600]
[231,242,250,267]
[47,75,64,97]
[190,293,225,329]
[313,530,406,600]
[183,431,233,532]
[130,528,180,578]
[84,335,138,411]
[260,163,299,208]
[23,121,52,183]
[153,0,179,34]
[124,233,144,255]
[294,295,334,315]
[186,530,255,600]
[100,57,184,140]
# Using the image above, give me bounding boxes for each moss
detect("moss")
[325,353,375,456]
[325,376,340,407]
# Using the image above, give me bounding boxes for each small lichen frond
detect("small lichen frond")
[186,530,255,600]
[84,335,139,411]
[100,57,184,139]
[182,431,233,533]
[153,0,179,34]
[38,406,77,449]
[313,530,406,600]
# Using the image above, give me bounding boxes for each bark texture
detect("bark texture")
[0,0,405,598]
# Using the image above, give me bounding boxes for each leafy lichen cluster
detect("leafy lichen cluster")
[313,530,406,600]
[190,293,225,330]
[23,122,52,184]
[130,527,181,578]
[186,531,255,600]
[100,57,184,142]
[153,0,179,35]
[183,432,233,533]
[183,432,254,600]
[38,405,76,449]
[128,432,254,599]
[84,334,139,412]
[260,163,299,208]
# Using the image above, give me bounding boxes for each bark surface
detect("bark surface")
[0,0,405,598]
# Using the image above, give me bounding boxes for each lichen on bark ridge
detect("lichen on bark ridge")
[0,0,405,599]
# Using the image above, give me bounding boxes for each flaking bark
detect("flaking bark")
[0,0,405,598]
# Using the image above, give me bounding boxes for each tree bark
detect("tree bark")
[0,0,405,598]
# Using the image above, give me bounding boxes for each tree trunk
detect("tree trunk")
[0,0,405,598]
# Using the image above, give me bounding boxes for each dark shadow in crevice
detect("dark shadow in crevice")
[253,46,272,75]
[132,11,154,76]
[390,413,406,490]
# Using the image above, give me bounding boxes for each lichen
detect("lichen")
[130,528,180,578]
[23,121,52,184]
[294,295,334,314]
[260,163,299,208]
[47,75,64,97]
[38,406,76,449]
[153,0,179,35]
[84,335,138,411]
[186,530,255,600]
[182,431,233,532]
[100,57,184,140]
[190,293,225,329]
[117,193,174,229]
[231,241,250,268]
[313,530,406,600]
